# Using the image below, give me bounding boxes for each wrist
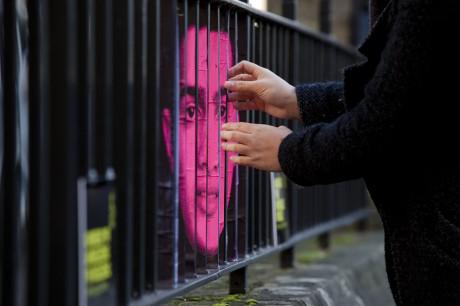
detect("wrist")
[286,85,301,120]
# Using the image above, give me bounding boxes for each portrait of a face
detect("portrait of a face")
[162,26,237,256]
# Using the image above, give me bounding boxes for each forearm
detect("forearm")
[278,0,441,186]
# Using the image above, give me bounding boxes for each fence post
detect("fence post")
[318,232,331,250]
[356,218,368,232]
[280,247,295,269]
[229,267,248,294]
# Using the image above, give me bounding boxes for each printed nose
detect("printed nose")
[197,144,207,171]
[197,138,220,175]
[208,156,219,176]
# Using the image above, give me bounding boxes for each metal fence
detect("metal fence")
[0,0,369,305]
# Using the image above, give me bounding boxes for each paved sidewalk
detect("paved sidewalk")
[167,230,395,306]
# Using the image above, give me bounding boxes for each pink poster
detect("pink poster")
[162,26,237,256]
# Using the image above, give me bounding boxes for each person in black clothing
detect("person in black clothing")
[220,0,460,305]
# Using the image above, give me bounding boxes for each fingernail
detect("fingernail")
[221,143,226,149]
[221,123,228,129]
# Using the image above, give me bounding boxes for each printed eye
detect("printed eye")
[186,105,196,120]
[218,105,227,118]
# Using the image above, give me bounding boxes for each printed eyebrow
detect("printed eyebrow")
[180,86,206,110]
[215,86,227,102]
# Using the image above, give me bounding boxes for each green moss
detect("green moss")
[246,298,258,305]
[170,293,244,305]
[333,233,358,247]
[221,294,242,302]
[297,249,328,264]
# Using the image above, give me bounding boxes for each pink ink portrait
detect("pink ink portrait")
[162,27,237,256]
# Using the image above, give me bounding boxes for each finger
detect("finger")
[228,92,254,102]
[228,60,263,78]
[224,80,260,93]
[233,101,259,111]
[221,143,250,155]
[221,122,255,133]
[229,155,253,167]
[229,73,256,82]
[220,130,252,144]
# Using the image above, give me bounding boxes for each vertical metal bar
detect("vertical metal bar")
[86,0,96,178]
[236,10,248,258]
[113,0,134,300]
[145,0,160,291]
[222,4,229,264]
[194,0,206,273]
[156,0,178,286]
[249,16,255,252]
[233,8,240,260]
[126,0,135,295]
[251,19,260,250]
[153,0,161,288]
[245,13,252,255]
[267,24,280,244]
[225,8,234,262]
[177,0,189,284]
[77,1,87,306]
[48,0,80,304]
[2,0,29,305]
[225,6,236,262]
[258,21,263,249]
[205,0,210,264]
[104,0,114,179]
[265,23,272,247]
[0,0,4,300]
[258,22,266,249]
[132,0,148,296]
[206,0,219,269]
[172,0,180,286]
[195,0,200,269]
[216,3,222,268]
[84,0,117,304]
[27,0,49,304]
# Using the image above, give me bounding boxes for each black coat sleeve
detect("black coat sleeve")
[278,0,437,186]
[295,82,346,126]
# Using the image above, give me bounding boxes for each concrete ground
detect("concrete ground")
[166,226,395,306]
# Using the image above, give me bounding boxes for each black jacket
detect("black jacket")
[278,0,460,305]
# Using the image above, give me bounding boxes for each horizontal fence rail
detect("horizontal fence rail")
[0,0,369,306]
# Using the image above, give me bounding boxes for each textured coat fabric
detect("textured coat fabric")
[370,0,390,25]
[278,0,460,305]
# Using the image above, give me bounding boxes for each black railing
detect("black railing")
[0,1,368,306]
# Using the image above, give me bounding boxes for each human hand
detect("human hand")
[224,60,300,120]
[220,122,292,172]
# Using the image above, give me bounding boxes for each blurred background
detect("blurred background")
[248,0,370,46]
